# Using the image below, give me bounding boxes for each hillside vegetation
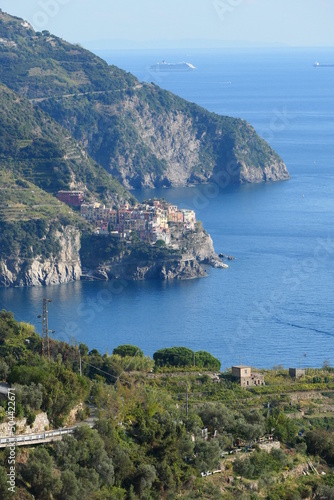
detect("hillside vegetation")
[0,83,134,204]
[0,10,289,189]
[0,169,88,262]
[0,311,334,499]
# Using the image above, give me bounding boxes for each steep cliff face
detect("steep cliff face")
[183,226,229,269]
[43,87,290,190]
[0,226,81,287]
[93,93,290,189]
[82,226,226,282]
[100,98,204,189]
[84,256,207,282]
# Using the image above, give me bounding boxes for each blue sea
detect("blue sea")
[1,48,334,369]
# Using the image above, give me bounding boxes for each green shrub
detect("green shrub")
[112,345,143,358]
[153,347,221,370]
[26,411,36,426]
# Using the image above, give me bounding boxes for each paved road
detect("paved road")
[0,383,9,396]
[29,84,143,103]
[0,405,98,448]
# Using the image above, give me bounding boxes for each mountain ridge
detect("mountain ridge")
[0,10,289,190]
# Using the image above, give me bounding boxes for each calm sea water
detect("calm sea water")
[1,48,333,369]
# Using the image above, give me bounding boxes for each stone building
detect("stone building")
[231,366,265,387]
[289,368,306,379]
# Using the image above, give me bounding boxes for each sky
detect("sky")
[1,0,334,48]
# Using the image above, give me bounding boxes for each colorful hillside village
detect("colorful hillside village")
[80,198,196,245]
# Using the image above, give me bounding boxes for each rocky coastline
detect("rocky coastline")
[0,226,82,288]
[81,227,228,283]
[0,226,227,287]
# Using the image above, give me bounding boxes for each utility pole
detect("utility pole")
[267,402,270,419]
[186,385,189,418]
[41,299,52,360]
[79,350,82,377]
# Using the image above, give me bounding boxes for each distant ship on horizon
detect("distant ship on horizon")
[313,61,334,67]
[150,60,196,72]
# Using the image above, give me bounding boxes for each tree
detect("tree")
[196,351,221,371]
[53,425,114,490]
[153,347,195,368]
[22,448,62,499]
[60,470,79,500]
[155,239,166,248]
[198,403,235,435]
[135,464,157,498]
[111,446,134,486]
[267,412,298,444]
[14,383,43,411]
[306,430,334,465]
[153,347,220,370]
[0,465,11,500]
[194,440,221,473]
[0,360,9,380]
[112,345,143,358]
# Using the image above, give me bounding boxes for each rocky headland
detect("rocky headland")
[0,223,226,287]
[81,225,227,283]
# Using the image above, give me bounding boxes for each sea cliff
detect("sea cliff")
[0,226,81,287]
[0,224,226,287]
[81,226,227,283]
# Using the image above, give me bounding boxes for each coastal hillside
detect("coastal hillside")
[0,83,134,205]
[0,11,289,189]
[0,310,334,499]
[0,168,88,286]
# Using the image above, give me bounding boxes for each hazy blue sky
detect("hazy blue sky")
[1,0,334,47]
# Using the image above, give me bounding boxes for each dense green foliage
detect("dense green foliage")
[0,219,60,260]
[153,346,221,370]
[113,345,144,358]
[0,310,334,498]
[234,448,290,479]
[0,83,134,204]
[0,311,89,426]
[306,430,334,465]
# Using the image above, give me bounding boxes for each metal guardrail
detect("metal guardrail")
[0,424,93,448]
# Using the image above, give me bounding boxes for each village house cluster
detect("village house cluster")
[80,199,196,244]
